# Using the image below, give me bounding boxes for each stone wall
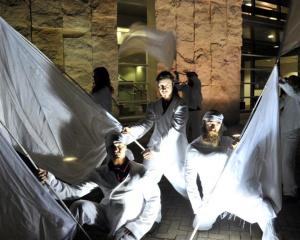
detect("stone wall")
[0,0,118,92]
[155,0,243,124]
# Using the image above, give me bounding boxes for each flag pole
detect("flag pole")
[0,120,92,240]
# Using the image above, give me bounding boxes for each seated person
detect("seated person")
[39,132,161,240]
[185,110,278,240]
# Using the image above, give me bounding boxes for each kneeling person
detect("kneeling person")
[40,132,161,240]
[185,110,278,240]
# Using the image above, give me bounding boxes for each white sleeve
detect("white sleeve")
[46,172,98,200]
[125,103,155,143]
[171,103,188,132]
[185,149,203,214]
[125,178,161,239]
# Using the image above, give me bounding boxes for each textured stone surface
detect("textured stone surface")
[202,84,240,125]
[91,0,118,95]
[156,0,243,124]
[64,34,93,90]
[63,0,91,31]
[31,0,63,28]
[32,27,64,69]
[1,0,118,98]
[0,1,31,39]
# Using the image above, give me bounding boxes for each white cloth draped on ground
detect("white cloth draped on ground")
[118,23,176,69]
[0,131,77,239]
[0,17,120,183]
[195,66,281,218]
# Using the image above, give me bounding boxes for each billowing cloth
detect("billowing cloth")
[0,132,77,239]
[185,136,233,213]
[47,161,161,240]
[185,136,276,232]
[185,66,280,230]
[118,24,176,69]
[127,95,188,197]
[0,17,120,183]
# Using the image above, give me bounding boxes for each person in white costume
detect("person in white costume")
[279,75,300,200]
[39,132,160,240]
[185,110,278,240]
[122,71,188,197]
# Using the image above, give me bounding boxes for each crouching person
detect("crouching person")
[39,132,161,240]
[185,110,278,240]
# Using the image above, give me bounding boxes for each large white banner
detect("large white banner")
[0,17,120,183]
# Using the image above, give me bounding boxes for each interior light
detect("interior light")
[268,34,275,39]
[117,27,130,33]
[274,45,279,48]
[63,156,77,162]
[117,27,130,45]
[245,3,252,6]
[136,66,143,74]
[269,17,277,20]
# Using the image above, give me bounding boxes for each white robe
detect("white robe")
[280,94,300,196]
[127,95,188,197]
[47,161,161,240]
[185,136,276,231]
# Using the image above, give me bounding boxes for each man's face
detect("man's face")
[110,141,127,165]
[158,79,173,100]
[205,120,222,135]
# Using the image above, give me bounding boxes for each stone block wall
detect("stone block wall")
[156,0,243,124]
[0,0,118,92]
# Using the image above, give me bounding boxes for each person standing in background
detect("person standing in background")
[91,67,113,113]
[176,71,203,142]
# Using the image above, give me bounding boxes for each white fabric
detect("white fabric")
[47,161,161,240]
[91,86,112,113]
[185,66,280,232]
[118,24,176,69]
[185,136,233,213]
[0,132,77,239]
[126,95,188,197]
[0,17,120,183]
[185,136,276,233]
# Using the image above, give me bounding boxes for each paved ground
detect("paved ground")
[142,176,300,240]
